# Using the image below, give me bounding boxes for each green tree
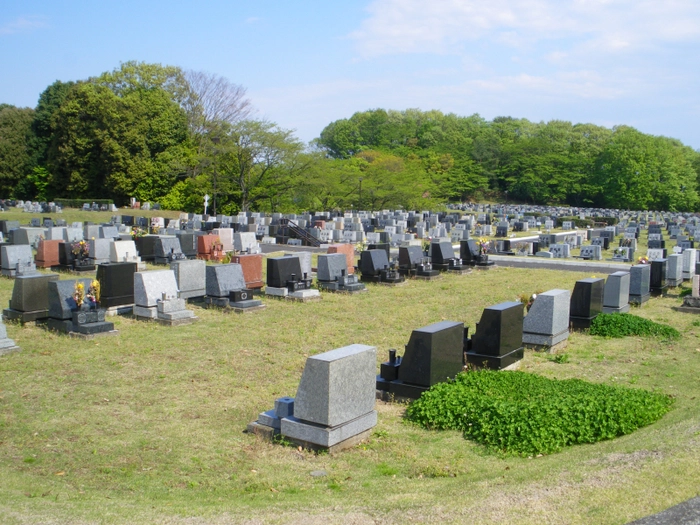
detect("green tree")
[0,104,35,196]
[48,82,192,203]
[212,120,312,212]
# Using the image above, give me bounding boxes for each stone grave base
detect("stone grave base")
[246,421,278,440]
[3,308,47,324]
[104,304,134,316]
[375,378,428,400]
[650,286,668,297]
[133,305,158,319]
[287,289,322,302]
[569,316,598,330]
[602,304,631,314]
[465,347,524,370]
[446,267,472,275]
[179,289,206,300]
[0,344,20,356]
[469,262,496,270]
[673,305,700,315]
[246,422,373,454]
[265,286,288,298]
[629,293,650,306]
[317,281,367,293]
[280,411,377,449]
[522,329,569,350]
[414,273,441,280]
[69,329,119,340]
[155,316,197,327]
[667,278,683,288]
[206,297,266,313]
[523,339,569,354]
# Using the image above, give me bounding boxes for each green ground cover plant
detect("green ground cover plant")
[590,313,681,339]
[405,371,673,456]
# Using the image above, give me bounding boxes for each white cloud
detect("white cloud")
[0,16,47,36]
[351,0,700,57]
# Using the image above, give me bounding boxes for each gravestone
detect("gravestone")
[683,249,697,280]
[666,254,683,287]
[205,264,263,310]
[358,250,404,284]
[647,248,666,260]
[629,264,651,306]
[3,273,60,323]
[465,302,524,369]
[602,271,631,314]
[46,279,115,336]
[110,240,145,270]
[134,236,158,262]
[522,289,570,352]
[591,237,609,250]
[0,316,19,356]
[459,239,494,268]
[154,237,185,264]
[397,246,440,279]
[35,239,61,268]
[569,278,604,329]
[266,256,320,301]
[327,244,355,275]
[579,245,602,260]
[429,242,468,273]
[96,262,137,314]
[316,254,366,293]
[170,259,206,300]
[231,253,264,292]
[549,244,570,259]
[277,344,377,451]
[133,270,195,325]
[1,245,36,277]
[377,321,464,399]
[650,259,668,296]
[175,231,198,258]
[89,238,112,265]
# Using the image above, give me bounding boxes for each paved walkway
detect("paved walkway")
[628,496,700,524]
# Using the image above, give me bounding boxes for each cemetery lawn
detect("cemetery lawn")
[0,228,697,523]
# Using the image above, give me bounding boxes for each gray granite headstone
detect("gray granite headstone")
[284,252,313,280]
[205,264,246,297]
[280,344,377,448]
[580,245,602,260]
[602,271,630,314]
[317,254,347,282]
[0,316,19,356]
[522,289,570,348]
[170,259,206,299]
[89,238,112,262]
[1,245,36,276]
[667,253,683,286]
[629,264,651,304]
[134,270,179,307]
[683,249,697,280]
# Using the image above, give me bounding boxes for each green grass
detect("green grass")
[0,211,699,524]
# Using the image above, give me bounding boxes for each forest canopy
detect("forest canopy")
[2,62,700,213]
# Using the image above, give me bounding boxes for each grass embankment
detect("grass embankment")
[0,210,697,524]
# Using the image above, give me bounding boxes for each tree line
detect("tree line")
[2,62,699,213]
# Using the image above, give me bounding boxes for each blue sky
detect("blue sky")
[2,0,699,148]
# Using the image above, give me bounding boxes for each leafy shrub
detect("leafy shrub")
[590,313,680,340]
[679,287,692,297]
[405,371,673,456]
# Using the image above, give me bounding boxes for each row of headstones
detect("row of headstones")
[246,272,631,452]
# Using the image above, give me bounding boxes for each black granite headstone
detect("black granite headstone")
[569,278,604,329]
[465,302,524,369]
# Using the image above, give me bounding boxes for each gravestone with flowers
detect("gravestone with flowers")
[46,278,116,337]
